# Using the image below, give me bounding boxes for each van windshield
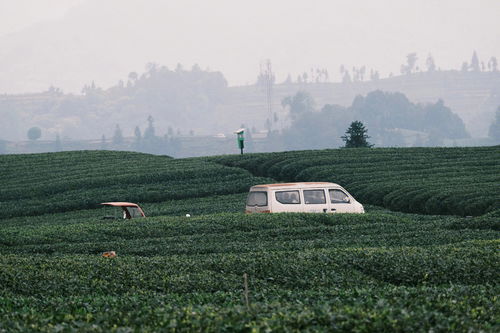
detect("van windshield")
[247,191,268,207]
[329,189,350,203]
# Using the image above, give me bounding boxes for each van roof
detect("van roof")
[251,182,339,190]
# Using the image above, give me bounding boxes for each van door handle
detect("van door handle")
[323,208,327,213]
[331,208,336,212]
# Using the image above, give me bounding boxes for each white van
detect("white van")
[245,182,364,214]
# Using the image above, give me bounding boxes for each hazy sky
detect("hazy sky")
[0,0,499,92]
[0,0,84,36]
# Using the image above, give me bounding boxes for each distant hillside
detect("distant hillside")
[0,70,499,144]
[217,71,500,138]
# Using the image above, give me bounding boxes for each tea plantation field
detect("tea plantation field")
[212,146,500,216]
[0,149,499,332]
[0,151,270,219]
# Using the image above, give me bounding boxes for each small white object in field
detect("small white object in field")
[186,214,191,217]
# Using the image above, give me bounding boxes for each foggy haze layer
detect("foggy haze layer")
[0,0,498,93]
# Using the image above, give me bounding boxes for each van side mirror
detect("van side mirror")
[343,197,350,203]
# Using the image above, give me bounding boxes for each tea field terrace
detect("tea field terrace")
[0,148,498,331]
[212,146,500,216]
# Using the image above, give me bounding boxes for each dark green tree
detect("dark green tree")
[341,121,373,148]
[27,127,41,141]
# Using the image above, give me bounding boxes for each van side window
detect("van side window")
[247,191,268,206]
[304,190,326,204]
[275,190,300,204]
[329,189,350,203]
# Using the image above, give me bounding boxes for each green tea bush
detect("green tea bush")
[0,149,498,331]
[0,210,498,331]
[0,151,271,218]
[212,146,500,216]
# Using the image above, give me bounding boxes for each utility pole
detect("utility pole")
[259,60,275,134]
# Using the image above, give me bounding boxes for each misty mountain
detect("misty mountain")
[0,0,499,144]
[2,0,499,95]
[1,68,499,143]
[0,0,336,93]
[0,65,227,141]
[0,0,178,93]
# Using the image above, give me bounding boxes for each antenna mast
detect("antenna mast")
[259,59,275,133]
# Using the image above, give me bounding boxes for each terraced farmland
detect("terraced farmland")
[0,151,269,218]
[212,146,500,216]
[0,148,499,331]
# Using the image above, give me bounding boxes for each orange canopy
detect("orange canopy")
[101,202,140,208]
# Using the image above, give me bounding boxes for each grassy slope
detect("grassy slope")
[0,210,498,331]
[0,149,499,331]
[211,146,500,216]
[0,151,270,219]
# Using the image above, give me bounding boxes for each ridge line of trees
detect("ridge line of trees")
[279,90,470,150]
